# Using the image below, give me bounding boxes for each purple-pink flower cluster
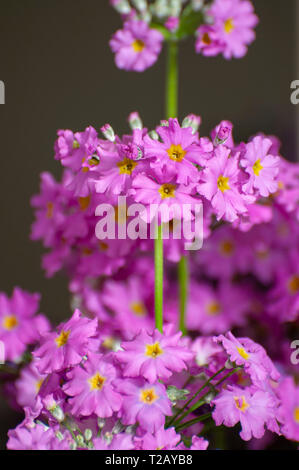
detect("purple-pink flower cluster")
[109,0,258,72]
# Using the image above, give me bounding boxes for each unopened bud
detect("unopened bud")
[51,406,65,422]
[191,0,204,11]
[84,429,93,441]
[97,418,106,429]
[214,121,233,146]
[128,111,143,130]
[182,114,201,134]
[131,0,147,11]
[148,130,159,141]
[153,0,170,18]
[110,0,131,15]
[101,123,116,142]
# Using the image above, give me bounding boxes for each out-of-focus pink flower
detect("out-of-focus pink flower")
[110,21,164,72]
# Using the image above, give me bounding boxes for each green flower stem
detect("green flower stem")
[172,367,241,427]
[155,224,164,332]
[175,413,212,432]
[178,255,188,335]
[166,40,179,119]
[167,367,226,428]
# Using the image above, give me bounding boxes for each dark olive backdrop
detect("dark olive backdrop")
[0,0,297,448]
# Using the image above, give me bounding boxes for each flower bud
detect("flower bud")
[84,429,93,441]
[214,121,233,146]
[101,124,116,142]
[110,0,131,14]
[148,130,159,140]
[182,114,201,134]
[131,0,147,11]
[128,111,143,130]
[191,0,204,11]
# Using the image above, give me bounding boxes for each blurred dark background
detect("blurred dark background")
[0,0,297,448]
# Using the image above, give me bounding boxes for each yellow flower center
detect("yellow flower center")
[237,347,250,360]
[114,205,127,225]
[117,158,138,175]
[159,183,176,199]
[288,275,299,294]
[145,342,164,358]
[55,330,70,348]
[88,155,100,166]
[78,196,91,211]
[98,241,109,251]
[219,240,234,256]
[202,33,212,45]
[130,302,147,317]
[140,388,158,404]
[46,202,54,219]
[132,39,145,53]
[294,407,299,424]
[88,372,106,391]
[36,379,43,393]
[2,315,18,331]
[253,159,263,176]
[167,144,186,162]
[217,175,230,192]
[234,396,250,412]
[224,18,235,34]
[73,140,80,149]
[206,301,221,316]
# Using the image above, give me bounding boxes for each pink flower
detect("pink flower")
[15,363,46,410]
[277,377,299,442]
[143,118,203,184]
[93,433,134,450]
[241,136,280,197]
[63,353,122,418]
[186,281,249,334]
[95,130,147,195]
[197,0,258,60]
[54,126,99,172]
[212,385,278,441]
[190,436,209,450]
[130,171,200,223]
[33,309,98,374]
[7,423,70,450]
[0,288,49,361]
[101,277,154,338]
[267,251,299,322]
[136,427,181,450]
[195,25,225,57]
[116,326,193,383]
[115,378,171,433]
[110,21,164,72]
[198,146,248,222]
[214,331,280,386]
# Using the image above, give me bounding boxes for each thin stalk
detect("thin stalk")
[167,367,226,428]
[178,255,188,335]
[172,367,240,427]
[155,224,164,332]
[166,40,179,119]
[175,413,212,432]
